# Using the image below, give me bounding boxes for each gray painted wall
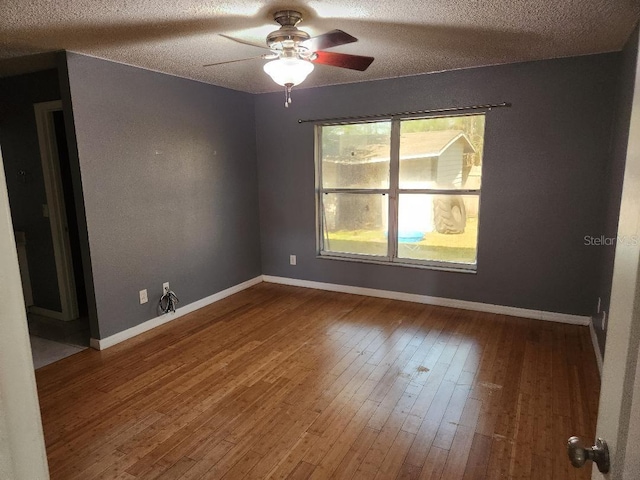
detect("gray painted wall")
[56,52,100,338]
[65,53,261,338]
[256,53,619,316]
[0,69,62,311]
[595,24,640,355]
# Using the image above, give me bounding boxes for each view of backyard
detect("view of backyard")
[320,114,484,266]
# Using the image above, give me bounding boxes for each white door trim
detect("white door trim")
[589,319,604,376]
[33,100,78,321]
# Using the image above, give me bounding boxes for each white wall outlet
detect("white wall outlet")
[602,311,607,330]
[139,289,148,304]
[42,204,49,218]
[290,254,297,266]
[597,296,601,313]
[163,282,170,294]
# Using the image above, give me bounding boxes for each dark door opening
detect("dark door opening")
[51,110,88,319]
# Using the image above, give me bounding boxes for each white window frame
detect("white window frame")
[315,113,484,273]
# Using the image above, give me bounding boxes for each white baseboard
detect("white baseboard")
[589,319,604,376]
[262,275,591,326]
[90,274,593,351]
[90,276,263,350]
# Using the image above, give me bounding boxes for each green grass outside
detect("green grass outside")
[326,218,478,263]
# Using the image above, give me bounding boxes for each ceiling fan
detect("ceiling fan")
[205,10,374,107]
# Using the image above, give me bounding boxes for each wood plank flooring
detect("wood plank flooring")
[35,283,600,479]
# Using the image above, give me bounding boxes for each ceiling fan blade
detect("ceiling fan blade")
[302,30,357,52]
[219,34,272,51]
[203,54,275,67]
[312,51,374,71]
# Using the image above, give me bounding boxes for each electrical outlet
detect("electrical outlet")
[597,297,601,313]
[163,282,170,294]
[139,289,148,304]
[290,254,297,266]
[602,311,607,330]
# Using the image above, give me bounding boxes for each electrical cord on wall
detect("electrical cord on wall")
[158,288,179,314]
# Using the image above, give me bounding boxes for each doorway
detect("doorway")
[16,101,90,366]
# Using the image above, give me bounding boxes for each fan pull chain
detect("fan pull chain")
[284,84,293,108]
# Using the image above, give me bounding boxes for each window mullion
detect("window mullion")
[397,189,481,195]
[316,125,324,253]
[388,118,401,260]
[321,188,390,194]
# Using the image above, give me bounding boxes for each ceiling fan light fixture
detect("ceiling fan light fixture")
[211,10,373,107]
[263,57,314,87]
[263,57,315,107]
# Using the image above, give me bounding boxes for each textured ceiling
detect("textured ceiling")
[1,0,639,93]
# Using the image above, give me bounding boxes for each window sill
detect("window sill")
[317,254,477,274]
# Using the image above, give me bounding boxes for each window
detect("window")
[316,114,485,271]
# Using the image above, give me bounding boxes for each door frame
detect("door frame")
[33,100,78,321]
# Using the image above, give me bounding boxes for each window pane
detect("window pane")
[399,115,485,190]
[321,193,388,256]
[321,122,391,189]
[397,194,479,264]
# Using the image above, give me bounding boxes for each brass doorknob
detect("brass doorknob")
[567,436,610,473]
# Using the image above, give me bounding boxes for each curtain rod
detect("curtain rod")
[297,102,511,124]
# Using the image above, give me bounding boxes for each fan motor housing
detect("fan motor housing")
[267,27,310,48]
[274,10,303,27]
[267,10,310,50]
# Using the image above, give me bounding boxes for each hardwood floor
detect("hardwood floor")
[35,283,600,479]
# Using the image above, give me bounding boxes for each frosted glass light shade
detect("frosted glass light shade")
[263,58,314,86]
